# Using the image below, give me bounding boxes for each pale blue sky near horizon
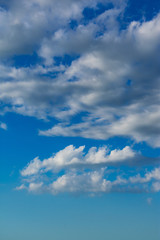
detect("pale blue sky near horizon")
[1,190,160,240]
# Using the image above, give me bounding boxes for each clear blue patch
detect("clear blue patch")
[120,0,160,30]
[68,111,89,124]
[126,79,132,86]
[133,142,160,158]
[11,52,42,68]
[82,2,114,24]
[0,1,10,11]
[69,19,78,30]
[67,76,79,82]
[39,70,61,79]
[54,54,80,67]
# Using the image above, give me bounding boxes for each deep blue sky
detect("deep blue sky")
[0,0,160,239]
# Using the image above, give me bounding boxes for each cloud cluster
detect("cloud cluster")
[0,0,160,195]
[17,145,160,195]
[0,1,159,147]
[0,0,103,58]
[38,13,160,147]
[21,145,135,176]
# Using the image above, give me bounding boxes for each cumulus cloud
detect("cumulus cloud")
[49,168,111,194]
[18,145,160,195]
[21,145,135,176]
[129,168,160,184]
[18,166,160,195]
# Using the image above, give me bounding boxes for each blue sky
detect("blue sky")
[0,0,160,239]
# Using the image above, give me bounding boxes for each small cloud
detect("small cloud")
[152,182,160,192]
[0,122,7,130]
[147,197,152,205]
[28,182,43,193]
[15,184,26,191]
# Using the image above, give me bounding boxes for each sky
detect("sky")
[0,0,160,239]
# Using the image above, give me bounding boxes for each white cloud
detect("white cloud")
[21,145,135,177]
[21,157,42,176]
[50,168,111,194]
[18,165,160,195]
[0,1,160,148]
[85,146,135,163]
[147,197,152,205]
[37,14,160,147]
[0,0,100,58]
[0,122,7,130]
[129,167,160,184]
[18,144,160,195]
[129,14,160,53]
[39,107,160,147]
[152,182,160,192]
[0,0,123,59]
[28,182,43,193]
[109,110,160,147]
[15,184,26,191]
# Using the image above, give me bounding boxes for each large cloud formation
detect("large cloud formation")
[0,0,160,194]
[0,0,159,147]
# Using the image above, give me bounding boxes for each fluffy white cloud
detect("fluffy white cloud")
[18,165,160,195]
[28,182,44,193]
[129,168,160,184]
[49,168,127,194]
[50,168,111,194]
[21,145,135,176]
[18,145,160,195]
